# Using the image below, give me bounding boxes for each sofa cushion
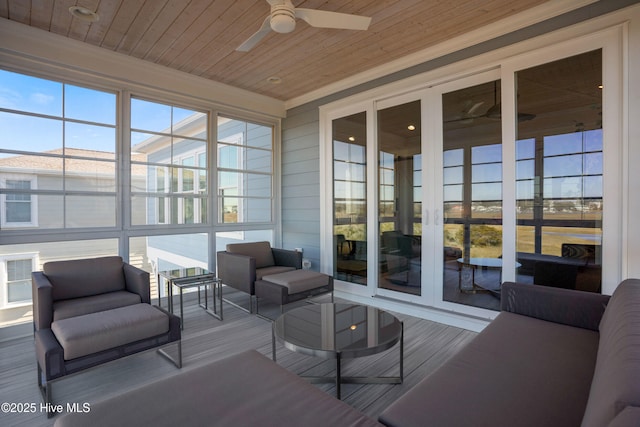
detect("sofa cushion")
[51,304,168,360]
[379,311,599,427]
[581,279,640,427]
[226,241,275,269]
[52,291,142,321]
[53,349,382,427]
[44,256,126,301]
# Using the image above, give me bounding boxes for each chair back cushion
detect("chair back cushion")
[44,256,126,301]
[226,241,274,269]
[581,279,640,427]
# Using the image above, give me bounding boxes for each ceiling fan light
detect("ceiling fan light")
[270,13,296,33]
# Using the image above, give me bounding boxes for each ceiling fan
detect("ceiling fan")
[236,0,372,52]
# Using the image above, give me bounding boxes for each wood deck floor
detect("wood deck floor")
[0,292,476,426]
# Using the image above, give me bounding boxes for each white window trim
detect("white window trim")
[0,252,38,309]
[0,174,38,228]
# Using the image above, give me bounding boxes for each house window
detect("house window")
[2,178,37,228]
[1,255,36,307]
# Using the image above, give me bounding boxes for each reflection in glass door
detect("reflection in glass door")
[515,50,603,293]
[442,81,503,311]
[377,101,422,295]
[333,112,368,285]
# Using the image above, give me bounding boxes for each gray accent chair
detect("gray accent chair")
[32,256,181,417]
[216,241,302,313]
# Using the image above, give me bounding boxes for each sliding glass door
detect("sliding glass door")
[324,33,619,317]
[377,100,422,295]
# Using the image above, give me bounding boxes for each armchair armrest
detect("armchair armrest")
[32,272,54,331]
[35,328,65,381]
[217,251,257,294]
[123,263,151,304]
[272,248,302,269]
[501,281,610,331]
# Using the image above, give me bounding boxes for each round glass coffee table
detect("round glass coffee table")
[272,303,403,399]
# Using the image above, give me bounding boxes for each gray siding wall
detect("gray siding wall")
[280,0,636,273]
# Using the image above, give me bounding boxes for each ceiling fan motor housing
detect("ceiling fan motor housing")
[270,4,296,33]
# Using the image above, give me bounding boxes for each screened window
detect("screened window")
[130,98,208,226]
[0,69,117,229]
[217,116,273,223]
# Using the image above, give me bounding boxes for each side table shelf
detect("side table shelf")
[158,267,223,329]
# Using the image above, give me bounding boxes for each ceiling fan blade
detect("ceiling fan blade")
[294,8,372,31]
[236,16,272,51]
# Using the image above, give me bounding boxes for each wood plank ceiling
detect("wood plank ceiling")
[0,0,552,102]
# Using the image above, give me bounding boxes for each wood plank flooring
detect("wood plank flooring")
[0,292,476,426]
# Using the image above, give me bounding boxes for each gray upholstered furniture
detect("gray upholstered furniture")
[53,349,383,427]
[379,279,640,427]
[216,241,302,313]
[32,256,181,417]
[255,269,334,316]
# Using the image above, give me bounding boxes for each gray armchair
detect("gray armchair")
[32,256,181,417]
[217,241,302,313]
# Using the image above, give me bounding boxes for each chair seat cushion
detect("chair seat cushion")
[261,270,330,294]
[53,291,142,321]
[255,266,295,280]
[51,304,169,360]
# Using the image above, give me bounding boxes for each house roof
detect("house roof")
[0,148,147,176]
[0,0,592,104]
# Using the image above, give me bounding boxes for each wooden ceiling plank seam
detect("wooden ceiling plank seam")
[184,1,271,76]
[163,0,240,70]
[84,0,124,45]
[116,0,171,54]
[49,0,75,37]
[30,0,54,31]
[100,0,147,51]
[0,0,9,19]
[129,0,192,60]
[153,0,226,66]
[7,0,31,24]
[142,0,214,63]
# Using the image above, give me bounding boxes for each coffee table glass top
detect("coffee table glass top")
[273,303,402,359]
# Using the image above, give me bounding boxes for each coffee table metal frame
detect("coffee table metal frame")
[157,268,223,329]
[272,303,403,399]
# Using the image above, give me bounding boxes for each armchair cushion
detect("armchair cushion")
[51,304,169,360]
[44,256,126,301]
[52,291,142,322]
[256,266,296,280]
[226,241,275,269]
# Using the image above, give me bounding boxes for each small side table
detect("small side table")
[158,267,222,329]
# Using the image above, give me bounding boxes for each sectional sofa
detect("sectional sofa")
[55,279,640,427]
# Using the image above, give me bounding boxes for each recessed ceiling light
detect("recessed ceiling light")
[348,136,355,142]
[598,84,603,89]
[267,76,282,85]
[407,124,416,131]
[68,6,100,23]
